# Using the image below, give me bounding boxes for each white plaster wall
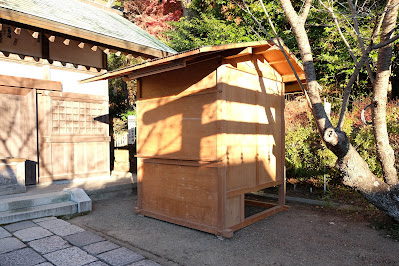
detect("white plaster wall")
[0,60,107,96]
[0,60,43,79]
[49,68,107,96]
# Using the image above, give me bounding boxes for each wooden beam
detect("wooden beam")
[253,45,279,55]
[14,27,21,35]
[63,38,70,45]
[0,85,32,96]
[229,205,288,232]
[224,47,253,59]
[115,51,121,56]
[78,42,85,48]
[282,73,306,82]
[31,31,39,39]
[268,59,294,65]
[0,74,62,91]
[41,32,49,59]
[48,35,56,42]
[103,48,110,54]
[124,60,186,81]
[91,45,98,51]
[0,23,2,31]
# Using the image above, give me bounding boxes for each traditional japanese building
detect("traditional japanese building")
[0,0,176,194]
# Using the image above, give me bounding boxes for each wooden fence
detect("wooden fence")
[114,133,128,147]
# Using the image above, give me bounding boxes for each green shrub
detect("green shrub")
[285,97,399,182]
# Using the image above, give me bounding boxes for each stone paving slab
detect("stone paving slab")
[82,240,120,255]
[44,247,98,266]
[86,261,109,266]
[0,227,11,239]
[0,217,161,266]
[36,219,71,230]
[13,226,53,242]
[4,220,36,232]
[0,247,46,266]
[0,237,25,254]
[98,247,145,266]
[129,260,162,266]
[64,231,104,247]
[47,224,85,237]
[29,235,71,254]
[32,216,57,223]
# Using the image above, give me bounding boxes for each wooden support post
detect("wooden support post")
[278,166,286,206]
[41,33,50,60]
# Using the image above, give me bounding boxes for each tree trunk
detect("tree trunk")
[279,0,399,220]
[372,0,399,186]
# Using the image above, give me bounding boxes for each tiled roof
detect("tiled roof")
[0,0,177,55]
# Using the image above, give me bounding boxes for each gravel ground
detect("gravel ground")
[69,190,399,266]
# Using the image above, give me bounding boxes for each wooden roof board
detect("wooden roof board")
[80,41,306,93]
[0,0,177,58]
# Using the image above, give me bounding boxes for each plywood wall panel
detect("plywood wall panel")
[221,63,284,193]
[137,92,218,160]
[140,58,220,99]
[140,160,220,227]
[225,195,242,228]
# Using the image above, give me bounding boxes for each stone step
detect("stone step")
[0,188,92,225]
[0,201,77,224]
[0,191,71,212]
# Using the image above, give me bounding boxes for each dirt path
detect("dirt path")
[69,191,399,266]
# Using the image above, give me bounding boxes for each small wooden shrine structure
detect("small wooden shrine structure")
[0,0,175,192]
[83,41,306,237]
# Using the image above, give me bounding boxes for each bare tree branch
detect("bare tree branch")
[347,0,375,83]
[299,0,313,24]
[337,45,373,129]
[319,0,357,63]
[372,33,399,49]
[258,0,311,101]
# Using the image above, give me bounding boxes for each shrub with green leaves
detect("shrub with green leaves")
[285,96,399,183]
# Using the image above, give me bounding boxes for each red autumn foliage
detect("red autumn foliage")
[284,97,310,131]
[123,0,183,37]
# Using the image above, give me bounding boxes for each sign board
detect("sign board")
[128,115,136,144]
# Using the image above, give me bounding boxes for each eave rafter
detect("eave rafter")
[0,17,155,61]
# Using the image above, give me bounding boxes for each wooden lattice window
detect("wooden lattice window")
[51,99,104,135]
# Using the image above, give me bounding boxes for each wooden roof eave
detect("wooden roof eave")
[0,7,172,58]
[79,42,307,86]
[79,42,272,84]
